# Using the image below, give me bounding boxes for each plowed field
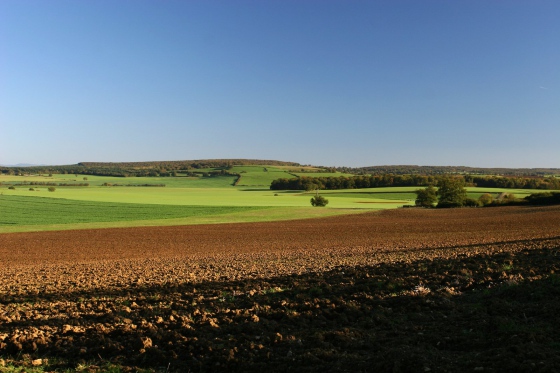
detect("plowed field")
[1,206,560,372]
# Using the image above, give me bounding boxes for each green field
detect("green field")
[5,173,238,188]
[0,171,555,233]
[291,172,355,178]
[465,187,537,200]
[232,166,296,186]
[1,172,389,232]
[0,195,267,226]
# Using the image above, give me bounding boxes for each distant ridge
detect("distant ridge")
[0,163,47,167]
[77,159,301,168]
[2,160,560,177]
[337,165,560,177]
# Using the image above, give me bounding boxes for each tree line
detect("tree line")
[335,165,560,177]
[270,174,560,191]
[1,181,90,187]
[415,178,560,208]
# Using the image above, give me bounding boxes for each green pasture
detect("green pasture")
[465,187,542,200]
[0,195,266,226]
[291,172,355,178]
[0,194,369,233]
[0,185,397,208]
[0,174,237,188]
[2,171,557,233]
[232,166,295,186]
[270,165,323,172]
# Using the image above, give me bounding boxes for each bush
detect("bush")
[310,195,329,207]
[524,192,560,205]
[478,193,494,206]
[48,187,56,192]
[502,193,517,203]
[8,186,15,190]
[29,188,34,191]
[464,198,480,207]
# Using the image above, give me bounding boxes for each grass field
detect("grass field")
[1,172,556,233]
[0,194,369,233]
[0,195,267,226]
[1,170,390,232]
[2,173,238,188]
[232,166,296,186]
[291,172,355,178]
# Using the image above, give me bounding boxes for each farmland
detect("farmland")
[0,168,551,233]
[1,205,560,372]
[2,163,560,372]
[0,170,413,233]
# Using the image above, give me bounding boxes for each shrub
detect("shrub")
[524,192,560,205]
[8,186,15,190]
[464,198,480,207]
[29,188,34,191]
[478,193,494,206]
[48,187,56,192]
[502,193,517,203]
[310,195,329,207]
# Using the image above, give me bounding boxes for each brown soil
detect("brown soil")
[1,206,560,372]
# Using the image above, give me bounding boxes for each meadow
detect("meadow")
[0,170,552,233]
[0,169,404,233]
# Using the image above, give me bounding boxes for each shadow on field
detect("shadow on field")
[1,247,560,372]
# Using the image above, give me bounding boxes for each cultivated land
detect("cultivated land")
[2,163,560,372]
[0,169,549,233]
[1,206,560,372]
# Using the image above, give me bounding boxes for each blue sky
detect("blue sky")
[1,0,559,167]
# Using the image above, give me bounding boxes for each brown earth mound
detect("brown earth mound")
[1,206,560,372]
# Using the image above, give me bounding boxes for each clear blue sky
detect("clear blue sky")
[1,0,559,168]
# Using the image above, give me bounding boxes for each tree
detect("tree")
[415,185,437,207]
[478,193,494,206]
[305,183,319,192]
[436,177,467,208]
[310,194,329,207]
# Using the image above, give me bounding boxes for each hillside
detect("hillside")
[2,160,560,178]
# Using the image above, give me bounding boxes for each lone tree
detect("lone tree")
[310,191,329,207]
[415,185,437,207]
[436,177,467,208]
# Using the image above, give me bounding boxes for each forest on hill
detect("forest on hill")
[0,159,300,177]
[2,159,560,181]
[335,165,560,177]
